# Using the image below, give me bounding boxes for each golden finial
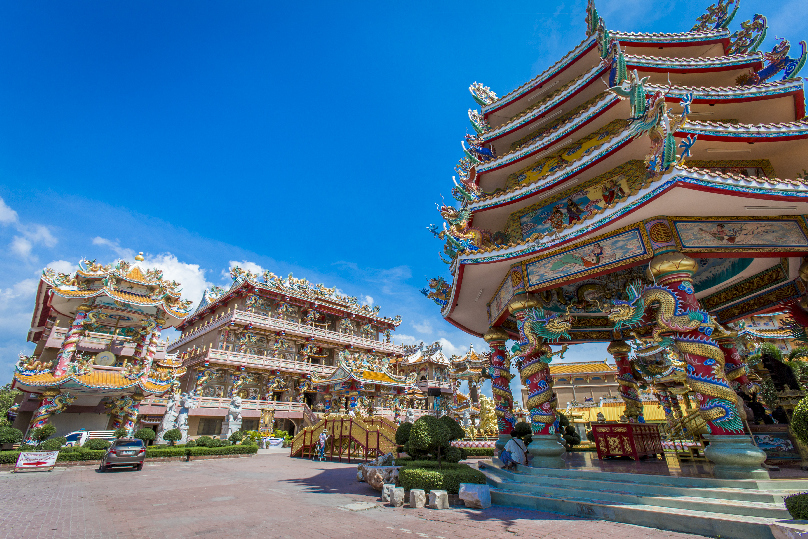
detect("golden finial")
[135,252,145,262]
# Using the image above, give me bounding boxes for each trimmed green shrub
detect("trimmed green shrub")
[459,447,468,460]
[399,464,486,494]
[785,492,808,520]
[462,447,494,457]
[83,439,111,450]
[163,429,182,445]
[228,430,244,443]
[113,427,128,439]
[18,444,36,451]
[439,415,465,442]
[186,444,258,456]
[0,450,21,464]
[399,460,466,469]
[134,429,155,443]
[395,422,413,446]
[194,435,216,447]
[793,396,808,446]
[56,449,106,461]
[410,416,450,463]
[40,437,67,451]
[445,446,463,464]
[145,447,187,458]
[185,440,196,447]
[29,424,56,444]
[0,426,23,445]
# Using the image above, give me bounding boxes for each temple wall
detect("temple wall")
[49,413,112,437]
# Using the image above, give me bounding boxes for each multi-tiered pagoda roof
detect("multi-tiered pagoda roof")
[427,0,808,342]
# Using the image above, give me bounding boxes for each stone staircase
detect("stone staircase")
[479,461,808,539]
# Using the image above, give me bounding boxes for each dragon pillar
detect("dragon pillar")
[483,327,515,453]
[53,305,91,377]
[608,340,643,420]
[648,252,767,478]
[107,394,145,435]
[714,328,758,396]
[508,295,566,468]
[25,389,76,444]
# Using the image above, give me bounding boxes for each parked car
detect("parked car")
[99,438,146,471]
[65,430,117,447]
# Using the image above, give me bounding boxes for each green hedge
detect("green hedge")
[399,460,466,469]
[785,492,808,520]
[0,444,258,465]
[399,464,486,495]
[462,447,495,457]
[145,447,187,458]
[0,449,107,464]
[187,444,258,457]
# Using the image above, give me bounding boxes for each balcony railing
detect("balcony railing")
[44,327,168,354]
[190,348,338,378]
[168,309,405,356]
[141,396,319,423]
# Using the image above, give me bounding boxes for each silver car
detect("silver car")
[99,438,146,471]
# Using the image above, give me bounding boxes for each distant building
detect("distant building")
[520,360,619,409]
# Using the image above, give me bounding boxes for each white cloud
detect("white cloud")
[225,260,266,280]
[393,333,418,346]
[45,260,76,275]
[91,239,214,307]
[412,319,433,335]
[24,225,57,248]
[362,295,374,306]
[92,237,134,259]
[139,253,212,306]
[438,337,468,357]
[0,197,19,224]
[10,237,32,259]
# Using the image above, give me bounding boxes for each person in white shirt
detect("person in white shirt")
[501,433,528,471]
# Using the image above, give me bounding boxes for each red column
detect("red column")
[608,341,643,420]
[647,253,744,435]
[483,327,514,436]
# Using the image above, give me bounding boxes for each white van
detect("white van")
[64,430,117,447]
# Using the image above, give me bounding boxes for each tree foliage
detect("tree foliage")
[409,416,451,466]
[134,428,156,442]
[113,427,128,439]
[0,383,21,428]
[0,426,23,445]
[395,421,413,446]
[30,424,56,443]
[163,428,182,445]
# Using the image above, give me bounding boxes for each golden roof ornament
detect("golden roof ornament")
[135,252,145,261]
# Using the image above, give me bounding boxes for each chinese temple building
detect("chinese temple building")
[425,0,808,479]
[392,342,453,412]
[734,311,801,354]
[149,266,411,436]
[11,255,192,442]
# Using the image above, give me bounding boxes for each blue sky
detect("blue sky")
[0,1,806,399]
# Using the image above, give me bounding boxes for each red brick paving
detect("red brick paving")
[0,454,706,538]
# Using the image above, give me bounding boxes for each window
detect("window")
[592,376,602,380]
[197,418,222,436]
[557,378,568,383]
[574,377,585,382]
[242,419,259,431]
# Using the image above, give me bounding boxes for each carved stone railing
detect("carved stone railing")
[45,327,168,354]
[168,309,406,356]
[141,396,316,420]
[190,348,338,378]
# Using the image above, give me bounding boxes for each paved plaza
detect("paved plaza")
[0,452,705,539]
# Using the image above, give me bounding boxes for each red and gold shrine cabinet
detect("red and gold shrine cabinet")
[592,423,664,460]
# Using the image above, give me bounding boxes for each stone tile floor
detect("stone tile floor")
[0,453,707,539]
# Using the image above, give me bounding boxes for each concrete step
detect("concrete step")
[481,463,794,505]
[488,487,792,539]
[485,473,788,519]
[479,459,806,491]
